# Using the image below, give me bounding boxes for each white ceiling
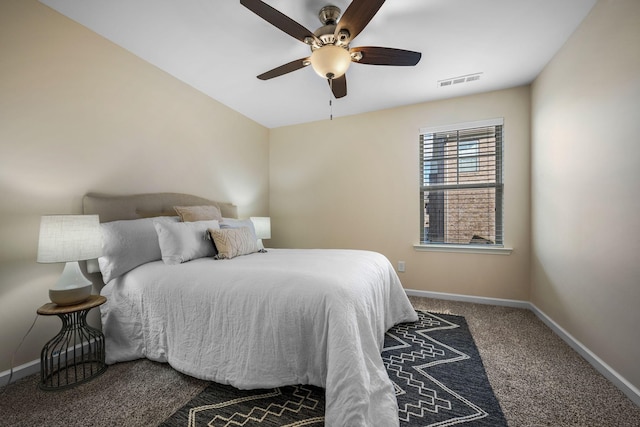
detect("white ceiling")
[40,0,597,128]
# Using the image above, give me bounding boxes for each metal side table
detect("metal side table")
[37,295,108,390]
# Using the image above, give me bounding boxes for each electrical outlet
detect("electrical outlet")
[398,261,405,272]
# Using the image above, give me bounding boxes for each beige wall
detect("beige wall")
[0,0,269,373]
[531,0,640,390]
[270,86,531,300]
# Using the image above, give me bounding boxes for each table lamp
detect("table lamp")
[250,216,271,249]
[37,215,102,306]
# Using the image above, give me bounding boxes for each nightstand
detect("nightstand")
[37,295,108,390]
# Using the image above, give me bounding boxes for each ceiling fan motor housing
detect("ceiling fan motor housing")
[310,5,350,49]
[314,24,338,47]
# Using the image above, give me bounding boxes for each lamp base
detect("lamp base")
[49,284,93,306]
[49,262,93,306]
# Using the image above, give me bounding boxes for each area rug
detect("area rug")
[161,311,507,426]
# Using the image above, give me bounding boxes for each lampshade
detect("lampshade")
[250,217,271,240]
[37,215,103,263]
[309,45,352,79]
[37,215,102,306]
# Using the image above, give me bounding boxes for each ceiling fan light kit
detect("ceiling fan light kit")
[240,0,421,99]
[310,45,352,79]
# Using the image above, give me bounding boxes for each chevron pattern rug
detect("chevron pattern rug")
[161,311,507,426]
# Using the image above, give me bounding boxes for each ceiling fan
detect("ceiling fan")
[240,0,422,98]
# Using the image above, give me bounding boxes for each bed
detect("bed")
[83,192,418,426]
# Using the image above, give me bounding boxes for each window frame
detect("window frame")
[416,118,510,254]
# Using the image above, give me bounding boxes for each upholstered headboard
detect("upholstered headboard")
[82,192,238,222]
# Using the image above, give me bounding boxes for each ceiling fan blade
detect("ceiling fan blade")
[329,75,347,99]
[335,0,386,42]
[241,0,319,45]
[257,58,310,80]
[351,46,421,66]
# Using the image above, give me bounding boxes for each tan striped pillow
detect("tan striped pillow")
[209,227,259,259]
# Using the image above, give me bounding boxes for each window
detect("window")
[458,141,479,172]
[419,119,503,246]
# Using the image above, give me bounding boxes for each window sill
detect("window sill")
[413,244,513,255]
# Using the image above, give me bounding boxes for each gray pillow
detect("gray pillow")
[98,216,178,283]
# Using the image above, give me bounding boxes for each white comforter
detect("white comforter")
[100,249,418,426]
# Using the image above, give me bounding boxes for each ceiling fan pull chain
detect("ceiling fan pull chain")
[329,78,333,120]
[330,98,333,121]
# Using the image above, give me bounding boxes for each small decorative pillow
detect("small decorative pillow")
[220,218,263,249]
[209,227,259,260]
[99,216,179,283]
[174,205,222,222]
[154,220,220,264]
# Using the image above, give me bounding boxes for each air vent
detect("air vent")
[438,72,482,88]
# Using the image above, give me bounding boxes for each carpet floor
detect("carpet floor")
[1,297,638,426]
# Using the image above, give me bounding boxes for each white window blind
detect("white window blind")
[419,119,504,246]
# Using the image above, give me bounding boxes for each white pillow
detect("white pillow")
[154,220,220,265]
[99,216,178,283]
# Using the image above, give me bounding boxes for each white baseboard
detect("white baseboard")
[405,289,531,309]
[0,359,40,388]
[406,288,640,407]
